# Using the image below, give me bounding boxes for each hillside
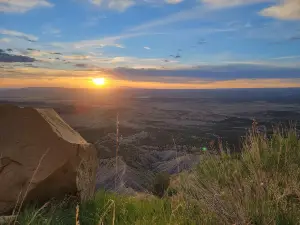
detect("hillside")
[13,126,300,225]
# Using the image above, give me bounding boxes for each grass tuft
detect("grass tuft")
[178,126,300,224]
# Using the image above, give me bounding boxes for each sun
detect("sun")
[92,77,106,86]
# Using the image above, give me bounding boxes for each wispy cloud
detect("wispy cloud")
[89,0,185,11]
[272,55,300,60]
[107,56,179,68]
[62,55,92,60]
[200,0,272,8]
[0,0,53,13]
[71,35,130,49]
[165,0,184,4]
[129,7,207,31]
[260,0,300,20]
[144,46,151,50]
[51,32,160,50]
[0,29,38,42]
[231,21,300,41]
[90,0,135,11]
[200,0,300,21]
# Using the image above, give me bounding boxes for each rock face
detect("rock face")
[0,105,98,215]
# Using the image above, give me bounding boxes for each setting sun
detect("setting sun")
[92,77,106,86]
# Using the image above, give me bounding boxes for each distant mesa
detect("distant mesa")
[0,105,98,215]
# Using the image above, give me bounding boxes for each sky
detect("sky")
[0,0,300,89]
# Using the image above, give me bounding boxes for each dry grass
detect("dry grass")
[178,126,300,224]
[115,113,120,192]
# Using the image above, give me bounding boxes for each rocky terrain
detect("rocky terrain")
[1,88,300,194]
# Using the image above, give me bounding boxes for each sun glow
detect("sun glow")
[92,77,106,86]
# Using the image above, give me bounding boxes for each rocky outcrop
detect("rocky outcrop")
[0,105,98,215]
[96,156,155,194]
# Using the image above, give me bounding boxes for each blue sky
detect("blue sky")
[0,0,300,89]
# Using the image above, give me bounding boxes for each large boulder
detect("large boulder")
[0,105,98,215]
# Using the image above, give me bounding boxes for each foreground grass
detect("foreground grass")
[17,127,300,225]
[17,191,192,225]
[179,126,300,224]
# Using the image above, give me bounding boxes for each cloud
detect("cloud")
[110,65,300,82]
[129,7,207,31]
[71,37,125,49]
[63,55,92,60]
[200,0,270,8]
[89,0,184,11]
[0,0,53,13]
[108,0,134,11]
[0,38,11,43]
[0,29,38,42]
[51,52,62,55]
[51,32,157,51]
[74,63,94,68]
[144,46,151,50]
[0,49,36,62]
[99,56,177,69]
[260,0,300,20]
[272,55,300,60]
[90,0,135,11]
[2,61,300,89]
[165,0,184,4]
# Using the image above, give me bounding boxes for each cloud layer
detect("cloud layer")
[0,0,53,13]
[0,29,38,42]
[0,49,36,62]
[1,0,300,89]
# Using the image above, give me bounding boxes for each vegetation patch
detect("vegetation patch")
[15,127,300,225]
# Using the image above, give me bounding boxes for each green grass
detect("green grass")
[17,191,190,225]
[16,126,300,225]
